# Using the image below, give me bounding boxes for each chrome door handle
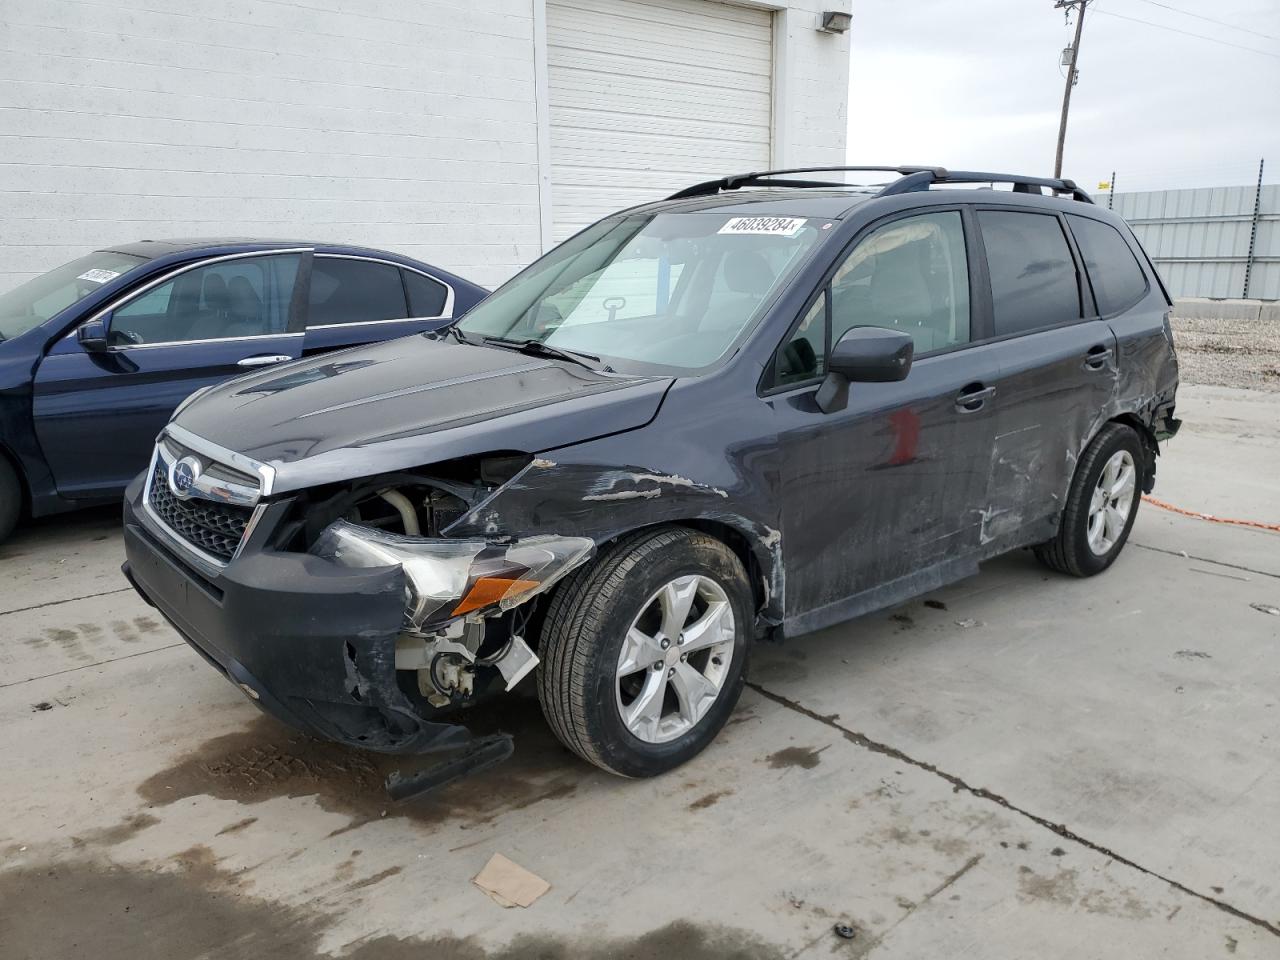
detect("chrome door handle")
[955,384,996,412]
[237,354,292,368]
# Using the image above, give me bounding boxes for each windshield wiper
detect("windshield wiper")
[482,336,607,372]
[439,325,473,345]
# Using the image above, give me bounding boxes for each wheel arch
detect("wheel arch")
[1105,413,1159,493]
[571,517,782,639]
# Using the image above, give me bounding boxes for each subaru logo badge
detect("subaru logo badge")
[169,456,201,499]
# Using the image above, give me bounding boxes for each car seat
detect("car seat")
[225,276,264,337]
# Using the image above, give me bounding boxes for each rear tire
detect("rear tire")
[1035,423,1143,577]
[0,456,20,544]
[536,526,752,778]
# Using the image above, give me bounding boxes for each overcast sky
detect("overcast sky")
[846,0,1280,193]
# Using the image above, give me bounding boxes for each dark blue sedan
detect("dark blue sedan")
[0,239,487,540]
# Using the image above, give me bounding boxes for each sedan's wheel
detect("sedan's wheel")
[537,527,751,777]
[0,456,20,544]
[1035,422,1144,577]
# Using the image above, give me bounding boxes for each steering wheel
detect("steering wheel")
[602,296,626,322]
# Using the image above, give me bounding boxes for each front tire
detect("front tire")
[536,527,752,777]
[0,457,20,544]
[1035,423,1143,577]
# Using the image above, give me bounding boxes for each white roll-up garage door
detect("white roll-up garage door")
[546,0,774,241]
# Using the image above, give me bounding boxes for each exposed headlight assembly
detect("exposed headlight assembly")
[310,520,594,629]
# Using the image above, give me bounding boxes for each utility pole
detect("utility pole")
[1243,158,1265,299]
[1054,0,1090,179]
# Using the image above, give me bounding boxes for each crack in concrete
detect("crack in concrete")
[0,643,185,690]
[1130,541,1280,580]
[859,854,985,954]
[0,587,134,618]
[746,680,1280,940]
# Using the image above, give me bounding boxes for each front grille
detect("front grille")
[148,461,253,562]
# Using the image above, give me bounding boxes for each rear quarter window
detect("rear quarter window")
[979,210,1081,336]
[1066,215,1149,315]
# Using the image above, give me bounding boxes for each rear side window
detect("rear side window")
[979,211,1080,336]
[403,270,449,316]
[308,258,407,326]
[1067,215,1148,315]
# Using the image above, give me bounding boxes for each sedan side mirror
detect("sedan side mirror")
[816,327,914,414]
[77,319,109,353]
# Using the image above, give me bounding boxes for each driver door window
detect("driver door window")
[109,255,300,346]
[776,211,970,387]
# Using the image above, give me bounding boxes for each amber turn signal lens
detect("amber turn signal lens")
[452,576,541,616]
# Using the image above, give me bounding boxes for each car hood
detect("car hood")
[173,335,673,493]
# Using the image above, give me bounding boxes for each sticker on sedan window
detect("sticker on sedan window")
[718,216,807,237]
[77,268,121,284]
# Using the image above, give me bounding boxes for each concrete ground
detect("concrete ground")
[1,383,1277,959]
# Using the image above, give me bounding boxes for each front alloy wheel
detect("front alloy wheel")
[616,575,736,744]
[537,527,752,777]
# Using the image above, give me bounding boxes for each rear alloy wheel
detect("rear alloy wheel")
[1035,423,1144,577]
[1086,449,1138,556]
[537,527,751,777]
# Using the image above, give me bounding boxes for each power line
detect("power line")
[1093,8,1280,59]
[1127,0,1280,44]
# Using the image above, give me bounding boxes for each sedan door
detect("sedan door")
[770,209,1002,635]
[300,255,455,356]
[31,252,305,499]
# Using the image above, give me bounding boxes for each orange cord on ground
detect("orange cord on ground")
[1141,496,1280,534]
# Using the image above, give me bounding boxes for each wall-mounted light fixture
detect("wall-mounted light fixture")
[820,11,852,33]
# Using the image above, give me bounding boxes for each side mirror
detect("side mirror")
[77,319,109,353]
[815,327,914,414]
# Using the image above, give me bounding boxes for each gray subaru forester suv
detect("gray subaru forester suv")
[123,166,1179,791]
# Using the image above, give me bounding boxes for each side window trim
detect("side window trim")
[1055,210,1100,319]
[89,249,312,350]
[305,254,455,328]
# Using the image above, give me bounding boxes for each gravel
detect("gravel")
[1170,312,1280,392]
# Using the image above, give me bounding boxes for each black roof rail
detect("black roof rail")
[666,166,948,199]
[910,170,1095,204]
[666,165,1094,204]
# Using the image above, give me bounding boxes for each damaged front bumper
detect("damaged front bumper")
[121,479,588,754]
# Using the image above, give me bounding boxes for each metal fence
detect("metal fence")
[1109,183,1278,300]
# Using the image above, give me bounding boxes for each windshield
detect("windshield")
[457,212,826,372]
[0,251,146,342]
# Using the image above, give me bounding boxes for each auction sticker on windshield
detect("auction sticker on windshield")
[718,216,807,237]
[77,269,121,284]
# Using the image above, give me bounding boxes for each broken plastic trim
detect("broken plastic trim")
[310,520,594,629]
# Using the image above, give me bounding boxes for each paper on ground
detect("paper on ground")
[472,853,551,908]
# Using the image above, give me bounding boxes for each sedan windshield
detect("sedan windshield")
[457,212,825,373]
[0,251,145,342]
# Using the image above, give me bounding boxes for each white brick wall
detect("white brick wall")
[0,0,849,294]
[770,2,851,169]
[0,0,544,292]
